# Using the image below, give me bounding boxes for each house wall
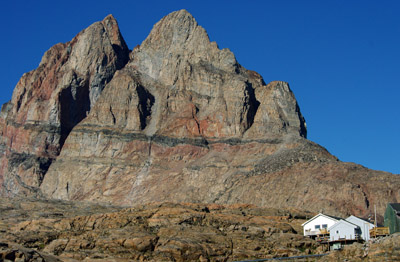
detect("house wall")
[303,215,338,235]
[329,222,358,241]
[384,205,400,234]
[346,216,374,241]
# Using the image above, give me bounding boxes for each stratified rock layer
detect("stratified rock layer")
[0,15,129,196]
[1,10,399,219]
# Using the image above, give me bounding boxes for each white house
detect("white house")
[302,213,341,237]
[345,215,375,241]
[328,219,361,242]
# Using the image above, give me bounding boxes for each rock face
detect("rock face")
[0,15,129,196]
[1,10,400,218]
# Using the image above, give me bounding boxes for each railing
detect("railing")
[329,233,361,242]
[304,228,329,236]
[370,227,389,237]
[316,235,330,242]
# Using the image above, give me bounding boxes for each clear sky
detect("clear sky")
[1,0,399,174]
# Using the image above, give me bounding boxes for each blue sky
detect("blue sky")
[1,0,399,174]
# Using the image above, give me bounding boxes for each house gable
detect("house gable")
[302,213,341,236]
[301,213,340,227]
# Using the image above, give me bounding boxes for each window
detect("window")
[322,224,328,229]
[336,230,339,234]
[315,225,320,230]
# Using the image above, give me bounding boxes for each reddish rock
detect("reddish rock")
[0,15,129,196]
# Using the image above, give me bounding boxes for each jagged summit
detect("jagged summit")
[81,10,307,141]
[131,9,239,85]
[103,13,117,22]
[141,9,212,51]
[143,9,208,48]
[0,11,399,218]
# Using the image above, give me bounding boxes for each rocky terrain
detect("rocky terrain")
[0,198,319,261]
[1,198,399,261]
[320,233,400,262]
[0,8,399,239]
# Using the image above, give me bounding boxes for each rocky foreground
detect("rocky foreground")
[0,197,317,261]
[1,198,399,262]
[320,234,400,262]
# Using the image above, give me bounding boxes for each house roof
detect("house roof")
[389,203,400,212]
[346,215,374,225]
[301,213,342,226]
[328,219,359,231]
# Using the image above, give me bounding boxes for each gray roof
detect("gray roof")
[325,214,343,220]
[346,215,374,224]
[328,219,359,231]
[389,203,400,212]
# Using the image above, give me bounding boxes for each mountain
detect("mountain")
[1,10,399,218]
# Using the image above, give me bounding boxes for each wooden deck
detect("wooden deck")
[370,227,389,238]
[304,228,329,237]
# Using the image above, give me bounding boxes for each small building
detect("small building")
[302,213,340,238]
[328,219,362,250]
[345,215,375,241]
[329,219,361,241]
[384,203,400,234]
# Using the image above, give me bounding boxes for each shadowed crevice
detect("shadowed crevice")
[112,44,130,70]
[59,79,91,149]
[244,81,260,132]
[295,103,307,138]
[136,85,155,130]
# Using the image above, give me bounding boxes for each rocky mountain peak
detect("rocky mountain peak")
[101,14,120,38]
[143,9,203,48]
[130,9,238,84]
[117,10,305,140]
[100,14,130,66]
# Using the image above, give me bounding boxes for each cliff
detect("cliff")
[0,15,129,196]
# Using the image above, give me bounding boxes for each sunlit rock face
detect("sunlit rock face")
[1,10,399,218]
[0,15,129,196]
